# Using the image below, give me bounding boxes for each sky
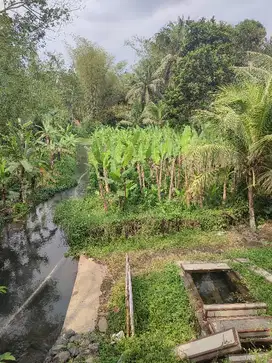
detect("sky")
[47,0,272,65]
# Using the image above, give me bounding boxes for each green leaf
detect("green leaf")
[20,159,33,173]
[0,352,16,361]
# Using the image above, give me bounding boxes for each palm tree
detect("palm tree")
[155,17,186,85]
[142,101,166,126]
[192,80,272,230]
[126,60,164,106]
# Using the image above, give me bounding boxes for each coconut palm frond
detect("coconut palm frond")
[258,169,272,194]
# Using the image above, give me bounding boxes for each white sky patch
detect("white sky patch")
[45,0,272,65]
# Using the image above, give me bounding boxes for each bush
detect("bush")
[31,155,77,205]
[54,196,238,252]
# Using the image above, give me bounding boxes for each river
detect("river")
[0,144,88,362]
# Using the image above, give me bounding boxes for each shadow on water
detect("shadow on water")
[0,144,89,362]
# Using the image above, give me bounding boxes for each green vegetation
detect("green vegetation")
[0,119,77,223]
[55,195,239,255]
[1,5,272,363]
[100,265,196,363]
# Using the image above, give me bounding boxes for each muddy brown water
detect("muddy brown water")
[0,144,89,362]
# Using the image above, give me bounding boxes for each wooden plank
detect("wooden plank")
[209,317,272,338]
[175,328,242,362]
[181,262,231,272]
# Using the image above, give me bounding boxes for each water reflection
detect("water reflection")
[0,144,89,362]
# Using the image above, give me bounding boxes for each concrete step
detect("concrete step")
[208,316,272,339]
[175,328,242,362]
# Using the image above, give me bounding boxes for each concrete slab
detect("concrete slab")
[175,328,242,362]
[204,303,267,318]
[209,317,272,339]
[63,256,107,333]
[228,353,269,362]
[181,262,231,272]
[251,266,272,283]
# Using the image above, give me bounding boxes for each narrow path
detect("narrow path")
[63,256,107,333]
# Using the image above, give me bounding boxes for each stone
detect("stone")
[80,339,90,347]
[111,331,125,344]
[88,343,99,354]
[85,358,94,363]
[55,351,71,363]
[63,329,76,339]
[88,332,98,343]
[51,345,66,355]
[69,346,80,357]
[69,334,82,343]
[98,317,108,333]
[56,337,68,346]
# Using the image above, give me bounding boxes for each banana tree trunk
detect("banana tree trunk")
[158,160,163,201]
[185,169,190,207]
[247,172,256,231]
[141,167,145,190]
[103,167,110,194]
[136,162,142,191]
[222,180,227,205]
[169,158,175,200]
[98,174,108,211]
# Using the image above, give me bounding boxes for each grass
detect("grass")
[99,264,196,363]
[54,195,240,255]
[52,186,272,362]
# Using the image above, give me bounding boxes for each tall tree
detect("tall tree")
[0,0,73,41]
[193,79,272,230]
[234,19,267,53]
[126,59,164,106]
[70,38,126,123]
[163,18,235,125]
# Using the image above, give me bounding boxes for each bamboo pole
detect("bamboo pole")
[125,254,130,337]
[125,254,135,337]
[128,258,135,337]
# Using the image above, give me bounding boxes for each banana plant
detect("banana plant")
[0,158,10,207]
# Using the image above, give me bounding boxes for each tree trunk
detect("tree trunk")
[248,174,256,231]
[222,180,227,205]
[141,165,145,190]
[185,169,190,207]
[169,158,175,200]
[158,160,163,201]
[103,167,110,194]
[1,185,6,207]
[177,155,182,190]
[98,180,108,211]
[136,162,142,191]
[19,167,25,203]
